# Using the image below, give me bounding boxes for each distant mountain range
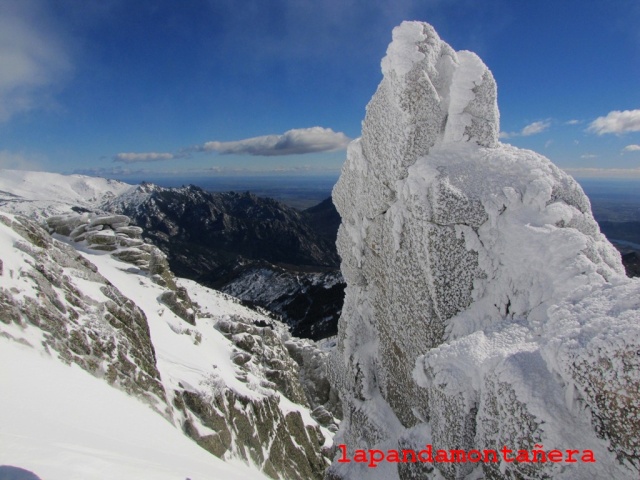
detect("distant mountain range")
[1,169,636,344]
[105,183,345,339]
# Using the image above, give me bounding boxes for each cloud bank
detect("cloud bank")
[113,152,175,163]
[588,109,640,135]
[200,127,351,156]
[564,167,640,178]
[110,127,350,164]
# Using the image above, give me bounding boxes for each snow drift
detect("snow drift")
[329,21,639,479]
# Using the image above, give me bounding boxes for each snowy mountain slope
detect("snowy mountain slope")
[0,169,135,219]
[0,211,338,479]
[0,213,167,408]
[0,339,270,480]
[329,21,639,479]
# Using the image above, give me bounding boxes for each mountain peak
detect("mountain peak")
[375,21,498,161]
[330,21,639,479]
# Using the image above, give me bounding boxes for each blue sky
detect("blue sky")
[0,0,639,179]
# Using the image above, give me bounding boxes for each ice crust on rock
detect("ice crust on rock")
[330,21,639,479]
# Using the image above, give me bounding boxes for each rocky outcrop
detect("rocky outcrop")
[329,21,639,479]
[174,315,338,479]
[0,213,167,410]
[47,212,197,325]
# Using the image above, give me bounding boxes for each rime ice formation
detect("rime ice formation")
[329,21,640,479]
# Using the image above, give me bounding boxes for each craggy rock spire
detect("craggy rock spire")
[329,21,639,479]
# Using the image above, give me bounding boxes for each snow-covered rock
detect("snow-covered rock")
[329,21,639,479]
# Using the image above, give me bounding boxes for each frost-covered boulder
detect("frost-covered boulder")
[47,213,198,323]
[329,21,639,479]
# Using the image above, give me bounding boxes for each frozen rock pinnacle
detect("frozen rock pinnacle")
[329,21,639,479]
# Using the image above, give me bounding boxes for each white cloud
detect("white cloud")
[587,109,640,135]
[580,154,597,159]
[200,127,351,156]
[500,120,551,139]
[0,1,72,122]
[521,120,551,136]
[113,152,175,163]
[622,144,640,153]
[565,119,581,125]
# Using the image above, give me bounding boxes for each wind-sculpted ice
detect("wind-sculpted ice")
[329,21,639,479]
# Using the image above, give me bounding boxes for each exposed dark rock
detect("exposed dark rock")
[622,251,640,277]
[158,290,195,325]
[304,197,342,244]
[105,186,345,339]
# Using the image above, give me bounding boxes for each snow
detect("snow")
[0,169,135,219]
[78,244,334,446]
[0,213,42,302]
[442,51,489,144]
[381,21,426,76]
[179,277,272,321]
[0,339,269,480]
[77,248,267,401]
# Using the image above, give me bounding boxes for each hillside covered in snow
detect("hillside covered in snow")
[0,209,340,479]
[328,21,640,479]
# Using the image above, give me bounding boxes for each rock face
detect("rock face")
[329,21,639,479]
